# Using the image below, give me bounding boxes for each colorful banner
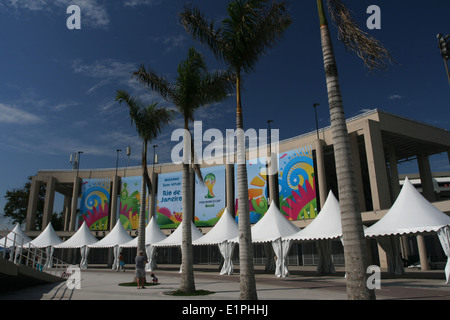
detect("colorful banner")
[119,176,150,230]
[79,178,111,230]
[235,158,269,224]
[156,171,183,228]
[195,165,226,227]
[234,146,317,223]
[278,146,317,220]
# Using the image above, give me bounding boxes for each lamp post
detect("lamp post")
[126,146,131,167]
[115,149,122,176]
[267,120,273,150]
[152,145,158,173]
[267,120,273,201]
[313,103,320,140]
[76,151,83,178]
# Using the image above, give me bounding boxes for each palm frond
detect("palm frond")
[327,0,392,71]
[115,90,141,127]
[116,89,175,145]
[133,65,177,101]
[179,5,226,62]
[197,69,235,107]
[253,0,292,49]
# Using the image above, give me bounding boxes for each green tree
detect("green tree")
[3,176,63,230]
[115,92,175,254]
[133,47,233,294]
[316,0,391,299]
[179,0,291,300]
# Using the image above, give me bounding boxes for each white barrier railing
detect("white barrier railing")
[1,228,71,279]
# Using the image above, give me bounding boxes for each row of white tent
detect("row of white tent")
[2,178,449,283]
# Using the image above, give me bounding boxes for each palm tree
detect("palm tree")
[115,90,174,254]
[133,47,233,294]
[316,0,391,299]
[179,0,291,300]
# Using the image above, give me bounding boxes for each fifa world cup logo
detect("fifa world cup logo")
[204,173,216,199]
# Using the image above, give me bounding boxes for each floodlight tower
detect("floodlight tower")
[437,33,450,87]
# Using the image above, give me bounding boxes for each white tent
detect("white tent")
[0,223,32,263]
[193,209,239,275]
[25,223,63,269]
[121,217,167,271]
[153,221,203,247]
[89,222,133,270]
[1,223,32,248]
[153,221,203,273]
[365,177,450,281]
[231,202,300,277]
[284,191,342,241]
[283,191,342,274]
[55,222,99,270]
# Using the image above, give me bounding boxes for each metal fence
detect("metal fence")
[1,228,71,279]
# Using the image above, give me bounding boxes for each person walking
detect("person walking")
[135,250,148,289]
[118,252,126,272]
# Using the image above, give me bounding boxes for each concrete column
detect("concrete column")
[400,236,410,264]
[42,176,56,229]
[387,146,401,202]
[63,195,72,231]
[418,155,436,202]
[26,177,41,231]
[417,235,430,271]
[416,156,434,271]
[377,243,388,270]
[149,172,158,219]
[363,120,391,210]
[70,177,82,231]
[349,132,366,211]
[109,175,121,229]
[448,149,450,167]
[314,139,327,208]
[226,164,235,217]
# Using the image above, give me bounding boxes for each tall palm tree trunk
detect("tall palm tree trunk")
[180,119,195,293]
[138,141,148,254]
[317,0,374,300]
[236,72,258,300]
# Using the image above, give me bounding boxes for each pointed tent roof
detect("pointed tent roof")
[0,224,32,248]
[193,208,238,246]
[153,221,203,247]
[284,190,342,241]
[231,202,300,243]
[55,222,99,248]
[365,177,450,237]
[88,221,133,248]
[121,217,167,248]
[27,223,63,248]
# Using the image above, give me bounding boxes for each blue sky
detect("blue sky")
[1,0,449,228]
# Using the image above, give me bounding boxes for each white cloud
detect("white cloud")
[389,94,405,100]
[150,34,188,53]
[72,59,136,79]
[0,103,43,124]
[123,0,162,7]
[72,59,139,95]
[3,0,163,28]
[3,0,109,28]
[53,101,80,111]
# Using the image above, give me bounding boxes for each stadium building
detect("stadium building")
[22,109,450,271]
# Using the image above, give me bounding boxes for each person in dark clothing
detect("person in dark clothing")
[135,250,148,289]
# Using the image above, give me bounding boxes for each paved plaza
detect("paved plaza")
[1,265,449,301]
